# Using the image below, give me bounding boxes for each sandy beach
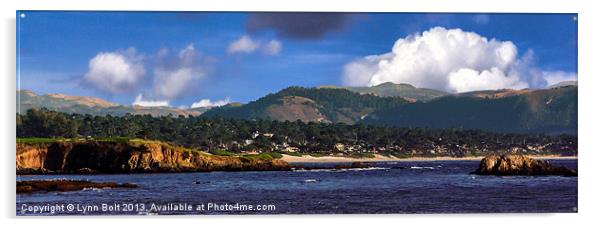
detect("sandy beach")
[280,154,577,163]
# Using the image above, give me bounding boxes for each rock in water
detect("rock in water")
[474,154,577,176]
[334,162,371,170]
[17,180,137,193]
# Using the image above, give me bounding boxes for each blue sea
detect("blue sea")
[16,159,577,215]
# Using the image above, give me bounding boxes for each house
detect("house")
[334,143,345,152]
[284,147,300,153]
[251,131,274,139]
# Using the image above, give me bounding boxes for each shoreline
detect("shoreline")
[280,154,578,163]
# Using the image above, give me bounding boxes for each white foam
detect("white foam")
[410,166,435,170]
[293,167,389,172]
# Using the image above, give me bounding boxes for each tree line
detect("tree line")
[17,108,577,157]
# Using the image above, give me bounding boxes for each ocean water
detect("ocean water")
[16,159,577,215]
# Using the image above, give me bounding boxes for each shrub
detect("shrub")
[349,152,375,158]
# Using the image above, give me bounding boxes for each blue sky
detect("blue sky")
[17,12,577,108]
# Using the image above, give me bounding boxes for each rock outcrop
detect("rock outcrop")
[17,180,137,193]
[334,162,371,170]
[474,154,577,176]
[16,141,290,174]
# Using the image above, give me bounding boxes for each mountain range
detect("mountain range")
[362,85,577,134]
[318,82,448,102]
[17,81,577,134]
[17,90,209,116]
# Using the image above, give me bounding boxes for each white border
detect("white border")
[2,0,601,226]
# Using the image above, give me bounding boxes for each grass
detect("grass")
[17,137,64,144]
[348,152,376,158]
[95,137,135,143]
[210,150,284,161]
[265,152,283,159]
[17,137,168,145]
[241,153,276,161]
[209,149,237,156]
[16,137,176,152]
[17,137,136,144]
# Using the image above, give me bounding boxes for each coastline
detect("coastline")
[280,154,578,163]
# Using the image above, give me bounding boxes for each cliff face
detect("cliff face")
[474,154,577,176]
[16,141,290,174]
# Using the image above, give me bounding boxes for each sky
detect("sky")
[17,12,578,108]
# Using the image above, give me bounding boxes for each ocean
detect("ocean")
[16,159,577,215]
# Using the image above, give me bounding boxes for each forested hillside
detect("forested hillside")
[17,108,577,157]
[202,86,409,124]
[362,85,577,134]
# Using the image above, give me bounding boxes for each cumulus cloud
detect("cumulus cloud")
[247,13,352,40]
[449,68,527,93]
[132,93,169,107]
[83,48,145,94]
[342,54,385,87]
[227,35,283,56]
[153,44,209,99]
[190,97,231,108]
[227,35,260,54]
[83,44,221,106]
[341,27,576,93]
[263,40,282,55]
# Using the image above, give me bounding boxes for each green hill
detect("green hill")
[202,86,409,124]
[320,82,448,102]
[362,86,577,134]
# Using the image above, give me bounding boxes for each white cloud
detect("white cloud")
[154,67,199,99]
[227,35,283,56]
[83,44,224,105]
[190,97,231,108]
[449,68,528,93]
[263,40,282,55]
[83,48,145,94]
[542,71,577,87]
[341,27,576,93]
[132,93,169,107]
[153,44,207,99]
[342,54,390,87]
[227,35,260,54]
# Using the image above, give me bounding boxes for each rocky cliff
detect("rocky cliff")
[16,140,290,174]
[474,154,577,176]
